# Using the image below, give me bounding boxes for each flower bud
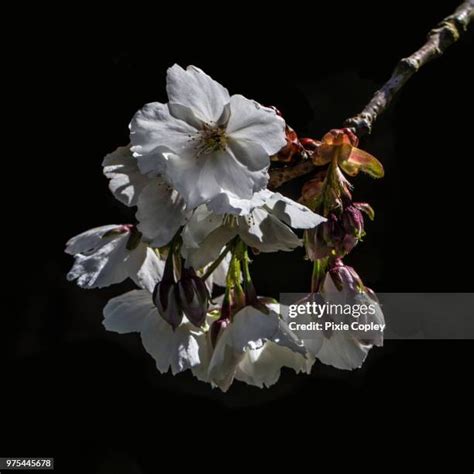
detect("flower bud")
[306,208,363,261]
[305,227,330,260]
[327,259,364,294]
[314,129,354,166]
[177,268,209,328]
[300,137,320,152]
[300,171,326,207]
[342,205,365,239]
[271,125,305,162]
[354,202,375,221]
[153,280,183,330]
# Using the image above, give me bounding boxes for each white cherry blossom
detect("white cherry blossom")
[103,289,208,375]
[65,225,163,291]
[181,192,326,269]
[235,341,314,389]
[207,304,312,391]
[130,65,286,210]
[102,146,190,248]
[300,273,384,370]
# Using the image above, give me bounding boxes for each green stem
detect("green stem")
[202,243,233,281]
[223,240,246,308]
[311,258,328,293]
[241,249,252,284]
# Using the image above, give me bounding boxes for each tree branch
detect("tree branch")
[269,160,316,189]
[344,0,474,136]
[269,1,474,189]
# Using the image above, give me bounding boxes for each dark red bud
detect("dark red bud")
[353,202,375,221]
[300,137,320,151]
[342,205,365,239]
[153,280,183,330]
[328,259,364,294]
[177,268,209,328]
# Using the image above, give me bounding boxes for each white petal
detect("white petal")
[210,252,231,287]
[226,321,267,350]
[102,146,150,207]
[182,225,237,269]
[130,102,197,159]
[136,148,170,177]
[66,227,144,288]
[166,64,230,124]
[239,211,302,252]
[315,333,371,370]
[136,180,189,247]
[214,147,269,198]
[165,147,268,209]
[168,102,205,130]
[236,342,313,388]
[140,314,204,374]
[208,305,306,391]
[265,192,327,229]
[140,311,176,373]
[103,289,155,334]
[238,207,268,242]
[207,189,271,216]
[226,137,270,173]
[65,225,120,255]
[226,94,286,155]
[132,247,165,293]
[181,206,224,249]
[169,324,203,375]
[105,289,208,376]
[190,331,213,382]
[207,330,242,392]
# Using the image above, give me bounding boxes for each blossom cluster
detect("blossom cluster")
[66,65,384,390]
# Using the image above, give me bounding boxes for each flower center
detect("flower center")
[193,124,228,157]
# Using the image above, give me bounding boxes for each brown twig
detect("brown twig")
[269,1,474,189]
[344,0,474,136]
[269,161,316,189]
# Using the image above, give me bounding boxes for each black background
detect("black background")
[4,1,474,471]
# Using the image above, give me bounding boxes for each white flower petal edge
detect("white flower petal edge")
[166,65,230,124]
[102,146,151,207]
[226,94,286,156]
[181,206,237,269]
[65,225,163,290]
[103,289,206,375]
[238,208,302,252]
[235,341,314,389]
[265,192,327,229]
[208,305,308,391]
[207,189,271,216]
[130,102,196,161]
